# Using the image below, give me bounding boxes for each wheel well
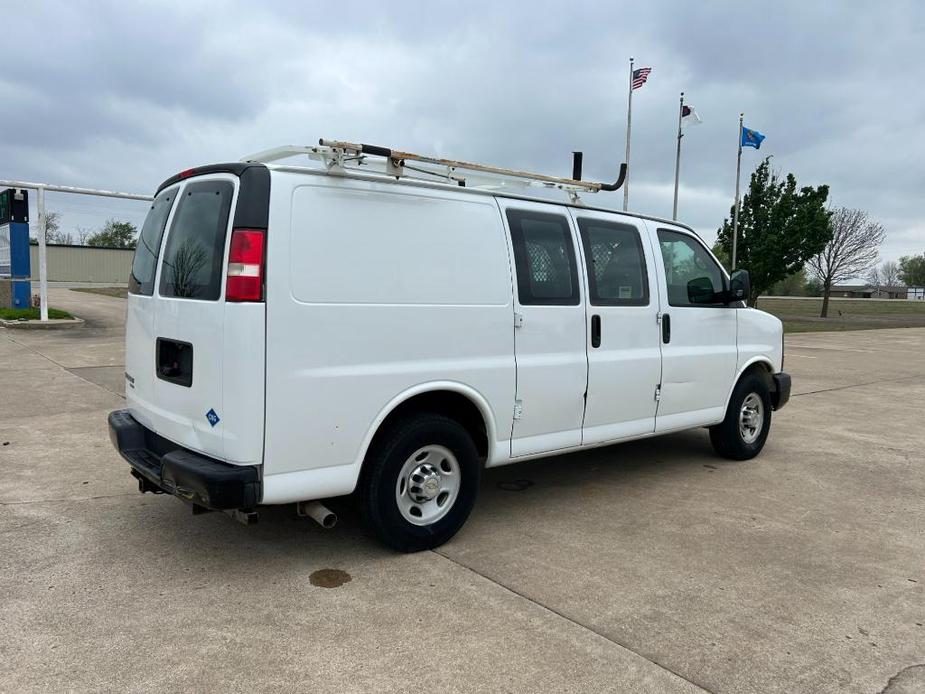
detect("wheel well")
[366,391,490,463]
[739,361,774,390]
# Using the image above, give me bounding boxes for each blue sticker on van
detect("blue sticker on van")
[206,409,220,427]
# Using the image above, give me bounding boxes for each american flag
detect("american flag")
[632,67,652,90]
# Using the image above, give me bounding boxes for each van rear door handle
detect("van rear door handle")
[591,314,601,348]
[662,313,671,344]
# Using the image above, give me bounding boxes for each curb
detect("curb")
[0,316,85,330]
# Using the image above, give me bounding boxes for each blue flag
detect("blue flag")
[741,126,765,149]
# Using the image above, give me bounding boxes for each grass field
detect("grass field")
[758,297,925,333]
[0,307,73,320]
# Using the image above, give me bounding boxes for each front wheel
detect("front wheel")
[361,413,480,552]
[709,372,772,460]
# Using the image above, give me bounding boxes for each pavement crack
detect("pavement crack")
[793,374,925,398]
[0,493,137,506]
[877,663,925,693]
[432,549,714,693]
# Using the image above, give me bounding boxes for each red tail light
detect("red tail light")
[226,229,265,302]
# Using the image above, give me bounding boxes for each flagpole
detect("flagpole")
[731,112,744,269]
[672,92,684,220]
[623,57,633,211]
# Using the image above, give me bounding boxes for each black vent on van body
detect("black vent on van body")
[155,163,270,230]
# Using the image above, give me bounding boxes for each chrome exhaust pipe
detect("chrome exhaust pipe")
[297,501,337,529]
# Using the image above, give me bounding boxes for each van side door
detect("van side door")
[499,200,587,457]
[571,211,662,444]
[652,227,737,431]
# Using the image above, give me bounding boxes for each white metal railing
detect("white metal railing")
[0,179,152,321]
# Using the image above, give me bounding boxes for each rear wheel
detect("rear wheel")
[709,372,772,460]
[361,414,480,552]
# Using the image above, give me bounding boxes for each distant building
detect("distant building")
[829,284,908,299]
[908,287,925,301]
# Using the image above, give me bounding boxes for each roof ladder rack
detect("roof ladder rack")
[242,139,627,197]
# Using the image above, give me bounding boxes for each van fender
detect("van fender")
[722,357,775,414]
[353,381,500,472]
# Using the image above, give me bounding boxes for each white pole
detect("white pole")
[623,57,634,212]
[36,185,48,321]
[0,179,151,202]
[672,92,684,220]
[731,113,744,269]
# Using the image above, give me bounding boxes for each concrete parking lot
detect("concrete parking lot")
[1,289,923,693]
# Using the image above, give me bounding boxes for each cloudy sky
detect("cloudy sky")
[3,1,923,262]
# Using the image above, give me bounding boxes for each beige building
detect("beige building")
[829,284,908,299]
[29,244,133,284]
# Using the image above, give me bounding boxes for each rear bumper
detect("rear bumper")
[108,409,260,510]
[772,372,792,410]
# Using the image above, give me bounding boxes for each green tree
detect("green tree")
[898,253,925,286]
[768,268,809,296]
[714,158,831,306]
[86,219,138,249]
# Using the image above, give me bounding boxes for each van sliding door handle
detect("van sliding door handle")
[662,314,671,344]
[591,315,601,348]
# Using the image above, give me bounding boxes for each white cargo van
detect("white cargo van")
[109,139,790,551]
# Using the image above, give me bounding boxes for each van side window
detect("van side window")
[657,229,726,307]
[159,180,234,301]
[129,190,176,296]
[506,210,579,306]
[577,219,649,306]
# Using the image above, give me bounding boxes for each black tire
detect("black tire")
[361,413,480,552]
[709,372,772,460]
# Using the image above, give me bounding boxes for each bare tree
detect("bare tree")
[30,211,62,245]
[75,226,92,246]
[866,265,882,290]
[881,260,901,287]
[807,207,885,318]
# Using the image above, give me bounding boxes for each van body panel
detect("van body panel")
[262,174,515,479]
[569,209,663,446]
[124,295,158,431]
[649,224,738,432]
[497,199,588,457]
[735,308,784,374]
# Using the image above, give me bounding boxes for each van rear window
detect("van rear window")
[128,189,176,295]
[159,180,234,300]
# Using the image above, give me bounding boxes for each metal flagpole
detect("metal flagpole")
[623,57,633,212]
[672,92,684,220]
[731,112,744,269]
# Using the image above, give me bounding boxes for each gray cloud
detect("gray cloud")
[3,0,923,262]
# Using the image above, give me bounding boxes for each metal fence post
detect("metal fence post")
[36,185,48,321]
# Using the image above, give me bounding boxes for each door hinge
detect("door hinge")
[656,313,663,324]
[514,312,524,328]
[654,385,661,402]
[513,400,523,420]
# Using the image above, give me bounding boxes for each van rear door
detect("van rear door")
[125,166,268,466]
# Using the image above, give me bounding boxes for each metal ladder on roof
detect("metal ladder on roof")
[241,138,627,201]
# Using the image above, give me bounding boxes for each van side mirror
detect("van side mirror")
[686,276,717,304]
[728,269,750,304]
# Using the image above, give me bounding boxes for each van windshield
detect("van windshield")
[128,189,176,295]
[159,180,234,300]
